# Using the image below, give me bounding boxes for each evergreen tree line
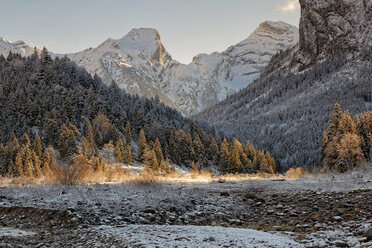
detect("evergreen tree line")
[321,104,372,172]
[0,133,60,178]
[0,50,276,177]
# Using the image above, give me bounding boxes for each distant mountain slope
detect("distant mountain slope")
[0,37,41,57]
[0,21,298,115]
[198,0,372,169]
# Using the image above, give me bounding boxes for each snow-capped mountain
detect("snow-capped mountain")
[0,21,298,115]
[160,21,299,115]
[0,37,41,57]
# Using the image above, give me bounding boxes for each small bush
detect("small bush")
[285,167,309,179]
[58,155,92,184]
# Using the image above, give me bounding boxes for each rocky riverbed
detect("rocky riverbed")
[1,169,372,247]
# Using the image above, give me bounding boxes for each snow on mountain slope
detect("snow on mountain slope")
[0,37,41,57]
[161,21,299,114]
[0,21,298,115]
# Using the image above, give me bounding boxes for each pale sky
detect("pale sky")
[0,0,300,64]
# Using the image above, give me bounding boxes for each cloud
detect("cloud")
[279,0,300,13]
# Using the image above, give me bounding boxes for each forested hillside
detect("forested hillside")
[198,48,372,170]
[0,49,275,178]
[198,0,372,170]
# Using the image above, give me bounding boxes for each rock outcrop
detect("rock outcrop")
[297,0,372,69]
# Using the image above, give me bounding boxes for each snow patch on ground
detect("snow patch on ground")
[97,224,302,248]
[0,227,36,237]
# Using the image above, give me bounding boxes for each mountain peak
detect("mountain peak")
[235,21,298,48]
[125,28,160,40]
[256,21,296,35]
[113,28,170,65]
[117,28,161,47]
[0,37,11,43]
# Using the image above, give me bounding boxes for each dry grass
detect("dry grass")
[285,167,311,179]
[220,171,282,181]
[1,160,319,187]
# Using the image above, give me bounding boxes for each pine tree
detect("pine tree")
[7,160,14,177]
[32,151,42,177]
[84,86,96,119]
[358,111,372,160]
[45,146,60,176]
[265,151,275,174]
[125,121,132,145]
[185,133,195,166]
[58,124,78,159]
[209,137,219,165]
[328,103,343,137]
[150,150,159,171]
[322,106,369,172]
[125,144,132,165]
[336,133,365,172]
[168,126,177,162]
[118,135,125,157]
[219,138,230,174]
[14,151,24,177]
[21,133,31,148]
[229,139,242,173]
[257,150,268,173]
[137,129,149,162]
[23,147,34,177]
[152,138,164,164]
[229,147,241,173]
[83,117,95,158]
[321,104,343,169]
[164,157,170,174]
[32,135,42,159]
[193,135,204,165]
[114,143,122,162]
[42,151,52,176]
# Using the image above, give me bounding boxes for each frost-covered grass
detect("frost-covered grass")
[97,224,302,248]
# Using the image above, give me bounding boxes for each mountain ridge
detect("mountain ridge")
[0,21,298,115]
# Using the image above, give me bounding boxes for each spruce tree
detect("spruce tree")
[336,133,365,172]
[265,151,275,174]
[114,143,122,162]
[21,133,31,148]
[153,138,164,164]
[83,117,95,158]
[125,144,132,165]
[118,135,125,158]
[137,129,148,162]
[358,112,372,160]
[32,151,42,177]
[193,135,204,165]
[150,150,159,171]
[24,148,34,177]
[219,138,229,174]
[164,157,170,174]
[42,151,51,176]
[32,135,42,159]
[14,151,24,177]
[125,121,132,145]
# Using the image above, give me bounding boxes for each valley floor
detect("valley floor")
[0,165,371,247]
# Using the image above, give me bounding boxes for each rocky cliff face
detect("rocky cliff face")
[297,0,372,69]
